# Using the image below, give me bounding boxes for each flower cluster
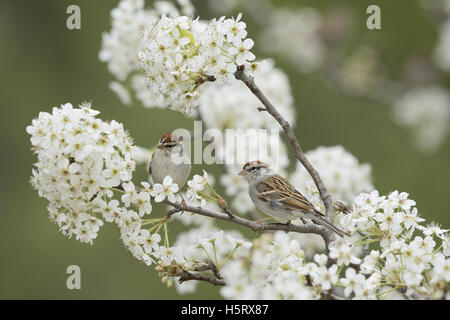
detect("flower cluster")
[290,145,374,207]
[392,86,450,152]
[173,230,252,293]
[155,229,252,292]
[185,170,209,206]
[27,102,136,244]
[221,191,449,300]
[338,190,450,298]
[99,0,193,82]
[27,109,249,281]
[221,232,317,299]
[138,13,256,113]
[99,0,194,107]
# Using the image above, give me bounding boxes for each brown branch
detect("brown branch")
[165,207,183,219]
[216,195,233,218]
[193,260,224,281]
[234,66,335,221]
[177,260,225,286]
[177,269,226,286]
[163,199,334,249]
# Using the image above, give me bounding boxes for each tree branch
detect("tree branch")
[163,199,334,249]
[177,269,226,286]
[234,66,335,221]
[177,260,226,286]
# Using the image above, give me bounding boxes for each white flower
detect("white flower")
[374,206,404,236]
[150,176,179,202]
[187,170,208,192]
[312,264,339,291]
[95,199,121,223]
[230,38,255,65]
[431,254,450,282]
[340,268,366,298]
[403,207,425,230]
[121,181,138,207]
[135,189,152,216]
[140,230,161,254]
[329,242,361,266]
[360,250,380,274]
[154,246,185,266]
[117,209,141,233]
[421,222,449,240]
[226,234,252,249]
[185,171,211,207]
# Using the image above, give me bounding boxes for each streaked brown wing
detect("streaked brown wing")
[256,174,318,213]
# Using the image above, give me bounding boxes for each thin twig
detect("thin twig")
[234,66,335,222]
[178,270,226,286]
[177,260,225,286]
[165,207,183,219]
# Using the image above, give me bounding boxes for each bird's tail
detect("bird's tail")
[311,211,346,238]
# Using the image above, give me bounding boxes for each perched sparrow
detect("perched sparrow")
[149,133,191,190]
[239,161,345,237]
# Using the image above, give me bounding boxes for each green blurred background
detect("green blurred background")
[0,0,449,299]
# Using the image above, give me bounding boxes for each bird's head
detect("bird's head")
[239,161,273,182]
[157,133,183,151]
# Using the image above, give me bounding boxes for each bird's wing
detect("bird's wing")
[256,174,319,214]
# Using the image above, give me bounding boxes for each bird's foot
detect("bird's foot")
[179,193,187,214]
[284,220,291,233]
[254,217,272,231]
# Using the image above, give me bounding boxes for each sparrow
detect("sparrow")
[239,161,345,237]
[149,132,191,192]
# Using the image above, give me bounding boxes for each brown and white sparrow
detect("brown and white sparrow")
[149,133,191,189]
[239,161,345,237]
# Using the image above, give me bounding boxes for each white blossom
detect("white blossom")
[138,14,256,113]
[150,176,179,202]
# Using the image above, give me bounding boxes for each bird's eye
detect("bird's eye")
[249,166,256,171]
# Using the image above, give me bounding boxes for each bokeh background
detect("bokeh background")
[0,0,449,299]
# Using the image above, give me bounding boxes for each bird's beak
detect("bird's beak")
[157,143,164,150]
[239,169,248,176]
